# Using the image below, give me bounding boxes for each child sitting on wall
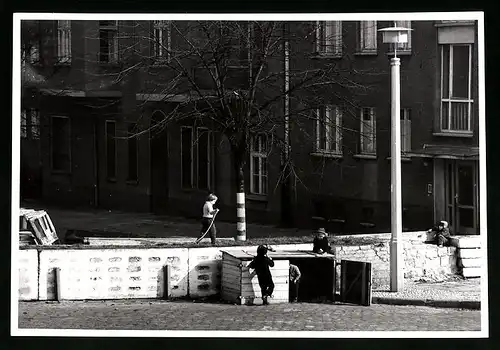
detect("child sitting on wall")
[312,228,332,254]
[426,220,451,247]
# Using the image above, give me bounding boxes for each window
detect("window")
[127,124,138,182]
[181,127,193,188]
[315,21,342,56]
[105,120,117,180]
[181,126,212,190]
[357,21,377,53]
[360,107,376,155]
[395,20,412,52]
[51,116,71,172]
[152,20,171,62]
[22,42,39,66]
[440,44,473,133]
[250,134,268,195]
[57,20,72,64]
[400,108,412,154]
[315,105,342,155]
[99,21,119,63]
[21,109,40,140]
[196,128,211,190]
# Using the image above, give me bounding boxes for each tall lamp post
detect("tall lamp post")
[378,23,412,292]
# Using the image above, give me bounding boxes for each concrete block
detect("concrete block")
[458,248,482,259]
[450,236,481,249]
[462,267,482,278]
[38,248,189,300]
[459,257,481,268]
[425,248,438,259]
[18,249,39,300]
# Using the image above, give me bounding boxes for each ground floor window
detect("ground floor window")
[181,126,212,190]
[250,134,268,195]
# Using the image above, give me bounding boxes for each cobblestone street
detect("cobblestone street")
[18,300,481,332]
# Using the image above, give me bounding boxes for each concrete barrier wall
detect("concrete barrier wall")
[38,248,188,300]
[18,232,466,300]
[18,249,39,300]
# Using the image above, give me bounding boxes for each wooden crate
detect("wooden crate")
[221,250,289,305]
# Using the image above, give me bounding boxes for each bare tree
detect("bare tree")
[80,20,383,240]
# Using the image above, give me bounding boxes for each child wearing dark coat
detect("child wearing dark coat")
[427,220,451,247]
[312,228,332,254]
[248,245,275,305]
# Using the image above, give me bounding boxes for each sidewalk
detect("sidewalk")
[20,200,310,239]
[18,201,483,310]
[371,278,481,310]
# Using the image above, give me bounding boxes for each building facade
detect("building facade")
[20,19,480,235]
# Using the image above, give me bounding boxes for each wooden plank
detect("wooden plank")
[241,260,289,269]
[222,252,243,265]
[222,275,241,288]
[240,298,288,305]
[241,289,289,300]
[222,284,241,297]
[241,283,289,294]
[222,264,242,278]
[221,288,240,303]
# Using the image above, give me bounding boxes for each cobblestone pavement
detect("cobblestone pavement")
[18,300,481,332]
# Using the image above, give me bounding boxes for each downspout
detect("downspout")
[93,117,100,208]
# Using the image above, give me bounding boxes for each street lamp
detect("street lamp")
[378,22,412,292]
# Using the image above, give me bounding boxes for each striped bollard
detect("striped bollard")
[235,192,246,241]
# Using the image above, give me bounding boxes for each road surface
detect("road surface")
[17,299,481,332]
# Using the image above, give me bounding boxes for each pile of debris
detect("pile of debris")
[19,208,59,246]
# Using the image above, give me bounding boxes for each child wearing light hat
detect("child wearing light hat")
[427,220,451,247]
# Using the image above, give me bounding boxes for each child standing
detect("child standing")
[199,193,219,245]
[248,245,275,305]
[427,220,451,247]
[289,263,301,303]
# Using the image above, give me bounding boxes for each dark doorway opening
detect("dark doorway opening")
[289,258,336,303]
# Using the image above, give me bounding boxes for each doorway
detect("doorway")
[444,160,479,235]
[150,111,169,213]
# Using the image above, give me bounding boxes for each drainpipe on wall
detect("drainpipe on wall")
[93,117,100,208]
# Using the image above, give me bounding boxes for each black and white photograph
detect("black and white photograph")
[12,12,488,337]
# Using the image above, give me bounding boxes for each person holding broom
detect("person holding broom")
[198,193,219,245]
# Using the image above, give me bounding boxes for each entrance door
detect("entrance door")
[445,160,478,235]
[150,111,169,213]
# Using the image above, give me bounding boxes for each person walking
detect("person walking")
[199,193,219,245]
[427,220,451,247]
[248,245,275,305]
[289,263,301,303]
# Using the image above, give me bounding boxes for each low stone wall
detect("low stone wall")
[333,241,457,290]
[17,233,461,300]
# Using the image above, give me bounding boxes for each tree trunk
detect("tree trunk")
[234,148,247,241]
[280,163,293,227]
